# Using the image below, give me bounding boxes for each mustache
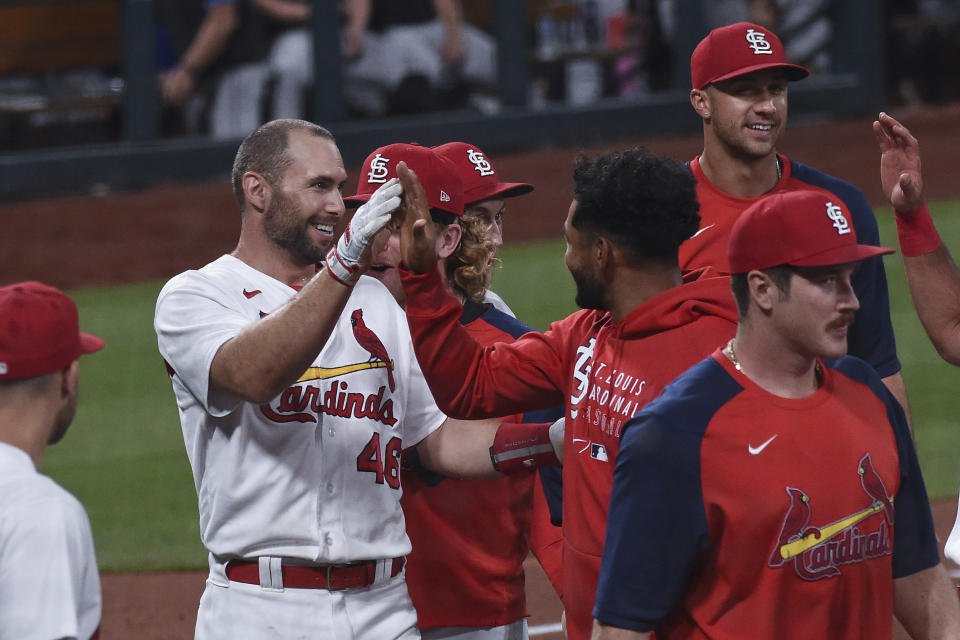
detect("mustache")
[827,312,856,330]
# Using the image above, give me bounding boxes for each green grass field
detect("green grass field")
[43,200,960,573]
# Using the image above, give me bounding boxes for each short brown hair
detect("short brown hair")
[231,119,335,206]
[730,265,794,317]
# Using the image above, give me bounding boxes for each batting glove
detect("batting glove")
[326,177,402,286]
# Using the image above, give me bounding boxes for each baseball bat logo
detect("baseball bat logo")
[768,453,893,580]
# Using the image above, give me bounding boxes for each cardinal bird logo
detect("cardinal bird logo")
[768,487,812,567]
[858,453,894,525]
[350,309,396,391]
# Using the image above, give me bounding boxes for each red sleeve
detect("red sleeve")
[401,267,570,418]
[529,472,564,599]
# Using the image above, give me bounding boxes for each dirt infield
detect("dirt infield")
[4,103,960,637]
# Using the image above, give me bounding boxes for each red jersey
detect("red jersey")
[401,267,738,640]
[682,155,900,378]
[595,353,939,638]
[401,301,562,629]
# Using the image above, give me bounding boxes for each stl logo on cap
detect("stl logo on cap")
[367,153,390,184]
[826,202,851,235]
[467,149,494,177]
[745,28,773,55]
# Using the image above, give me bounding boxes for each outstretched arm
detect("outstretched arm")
[210,179,402,402]
[416,417,562,478]
[893,563,960,639]
[396,163,568,417]
[874,112,960,365]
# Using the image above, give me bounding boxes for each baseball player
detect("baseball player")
[592,189,960,639]
[349,142,562,639]
[0,281,104,640]
[432,141,533,317]
[154,120,561,639]
[431,141,564,598]
[683,21,910,413]
[872,112,960,573]
[396,147,739,640]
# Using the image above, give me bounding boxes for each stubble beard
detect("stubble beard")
[264,191,327,265]
[572,265,606,311]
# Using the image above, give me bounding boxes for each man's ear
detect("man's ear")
[60,360,78,399]
[243,172,270,213]
[437,223,462,260]
[595,234,616,275]
[748,270,777,312]
[690,88,711,120]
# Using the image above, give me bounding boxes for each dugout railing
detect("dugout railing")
[0,0,884,201]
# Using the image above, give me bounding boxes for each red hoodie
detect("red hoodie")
[401,266,738,640]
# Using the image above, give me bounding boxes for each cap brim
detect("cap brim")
[344,194,371,209]
[79,333,105,354]
[706,62,809,88]
[465,181,534,204]
[790,243,894,268]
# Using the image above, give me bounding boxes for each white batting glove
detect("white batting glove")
[326,178,402,285]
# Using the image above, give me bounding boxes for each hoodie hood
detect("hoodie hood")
[614,267,738,339]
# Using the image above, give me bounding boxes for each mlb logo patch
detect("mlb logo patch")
[591,443,608,462]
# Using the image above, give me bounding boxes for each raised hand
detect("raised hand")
[873,111,923,214]
[397,162,439,274]
[326,177,402,285]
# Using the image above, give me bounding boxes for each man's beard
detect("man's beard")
[571,265,606,310]
[264,192,327,265]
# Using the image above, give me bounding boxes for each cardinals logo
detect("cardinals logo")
[350,309,396,391]
[258,308,398,425]
[768,453,893,581]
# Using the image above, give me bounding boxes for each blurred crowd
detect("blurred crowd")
[3,0,960,147]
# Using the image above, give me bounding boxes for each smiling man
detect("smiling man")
[154,120,560,640]
[682,22,910,415]
[592,189,960,640]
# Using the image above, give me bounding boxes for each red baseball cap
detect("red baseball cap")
[345,143,464,217]
[0,281,104,380]
[728,190,894,273]
[691,22,809,90]
[432,142,533,205]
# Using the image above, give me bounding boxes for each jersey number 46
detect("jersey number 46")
[357,433,402,489]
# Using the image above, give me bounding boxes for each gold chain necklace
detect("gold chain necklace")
[723,339,822,385]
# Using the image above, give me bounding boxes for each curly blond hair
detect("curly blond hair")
[444,214,496,303]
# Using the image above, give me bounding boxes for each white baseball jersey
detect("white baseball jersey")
[155,254,446,563]
[0,442,101,640]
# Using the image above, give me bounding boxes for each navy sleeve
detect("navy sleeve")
[525,405,565,525]
[791,162,901,377]
[832,357,940,577]
[537,466,563,526]
[593,359,740,632]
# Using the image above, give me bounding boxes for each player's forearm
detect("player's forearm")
[416,417,503,478]
[903,245,960,365]
[210,270,351,402]
[893,563,960,639]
